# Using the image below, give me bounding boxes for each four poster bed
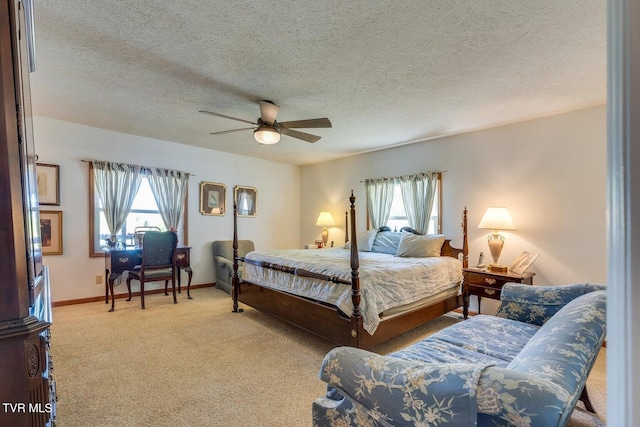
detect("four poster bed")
[231,192,469,349]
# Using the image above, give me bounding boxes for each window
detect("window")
[89,164,188,256]
[385,180,441,234]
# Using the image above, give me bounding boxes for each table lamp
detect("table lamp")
[315,211,335,248]
[477,206,515,273]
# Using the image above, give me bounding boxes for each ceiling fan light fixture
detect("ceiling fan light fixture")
[254,126,281,145]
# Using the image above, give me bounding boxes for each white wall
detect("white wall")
[34,116,300,303]
[300,106,607,313]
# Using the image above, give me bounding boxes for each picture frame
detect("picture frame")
[40,210,63,255]
[509,251,539,275]
[199,181,226,216]
[234,185,257,217]
[36,163,60,206]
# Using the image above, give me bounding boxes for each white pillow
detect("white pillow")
[343,229,378,252]
[395,234,445,257]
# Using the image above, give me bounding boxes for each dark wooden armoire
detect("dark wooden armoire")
[0,0,56,425]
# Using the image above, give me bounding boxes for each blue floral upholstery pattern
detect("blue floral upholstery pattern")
[390,315,540,367]
[313,284,606,427]
[315,347,489,426]
[495,282,606,326]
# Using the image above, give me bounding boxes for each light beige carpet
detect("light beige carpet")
[50,287,606,426]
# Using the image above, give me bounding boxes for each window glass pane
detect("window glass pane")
[131,179,158,211]
[388,185,405,218]
[387,184,409,231]
[429,191,439,234]
[98,211,110,246]
[124,212,165,234]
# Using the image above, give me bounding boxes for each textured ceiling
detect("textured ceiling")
[30,0,606,166]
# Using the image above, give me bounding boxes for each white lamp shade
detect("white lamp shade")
[478,207,515,231]
[315,211,335,227]
[254,127,281,144]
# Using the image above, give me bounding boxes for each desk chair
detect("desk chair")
[133,225,161,248]
[126,231,178,309]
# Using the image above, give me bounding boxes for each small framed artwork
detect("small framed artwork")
[509,251,539,275]
[234,185,257,217]
[40,210,63,255]
[36,163,60,206]
[199,181,226,216]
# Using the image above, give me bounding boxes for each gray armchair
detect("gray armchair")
[212,240,255,293]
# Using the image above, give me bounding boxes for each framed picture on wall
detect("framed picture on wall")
[199,181,226,216]
[234,185,257,217]
[36,163,60,206]
[40,210,63,255]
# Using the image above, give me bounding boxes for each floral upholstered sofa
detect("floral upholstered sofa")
[313,283,606,427]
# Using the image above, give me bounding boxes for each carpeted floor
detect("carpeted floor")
[50,287,606,426]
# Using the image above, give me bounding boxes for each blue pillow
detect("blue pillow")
[370,231,405,254]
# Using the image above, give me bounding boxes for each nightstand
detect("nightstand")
[463,267,535,314]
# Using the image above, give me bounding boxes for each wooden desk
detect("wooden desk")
[104,246,192,311]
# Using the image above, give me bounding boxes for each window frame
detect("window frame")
[88,163,189,257]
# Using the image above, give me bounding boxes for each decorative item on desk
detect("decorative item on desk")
[314,239,324,249]
[509,251,539,275]
[315,211,335,248]
[478,206,515,273]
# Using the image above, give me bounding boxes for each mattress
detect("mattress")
[243,248,463,334]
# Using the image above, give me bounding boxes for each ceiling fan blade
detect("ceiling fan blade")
[279,118,332,129]
[199,110,257,126]
[280,127,321,143]
[259,100,280,125]
[210,127,256,135]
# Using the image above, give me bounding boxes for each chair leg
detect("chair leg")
[108,279,115,312]
[141,281,145,309]
[164,280,169,295]
[172,276,177,304]
[580,386,596,413]
[126,277,132,301]
[186,267,193,299]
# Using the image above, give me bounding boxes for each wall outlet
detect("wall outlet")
[95,275,102,285]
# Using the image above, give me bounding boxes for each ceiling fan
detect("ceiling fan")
[199,100,331,145]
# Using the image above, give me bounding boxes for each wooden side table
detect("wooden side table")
[463,267,535,314]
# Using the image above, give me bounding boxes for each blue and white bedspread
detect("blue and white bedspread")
[243,248,463,334]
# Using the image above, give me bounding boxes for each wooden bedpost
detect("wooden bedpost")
[462,207,468,268]
[345,210,349,243]
[348,191,362,347]
[462,207,469,319]
[232,203,243,313]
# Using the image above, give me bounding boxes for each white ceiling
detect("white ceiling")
[30,0,606,166]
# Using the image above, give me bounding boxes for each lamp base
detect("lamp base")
[321,228,329,249]
[488,264,508,273]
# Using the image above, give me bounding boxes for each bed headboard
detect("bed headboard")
[441,208,469,268]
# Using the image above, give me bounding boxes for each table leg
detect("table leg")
[108,277,115,312]
[185,267,193,299]
[477,295,482,315]
[105,268,110,303]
